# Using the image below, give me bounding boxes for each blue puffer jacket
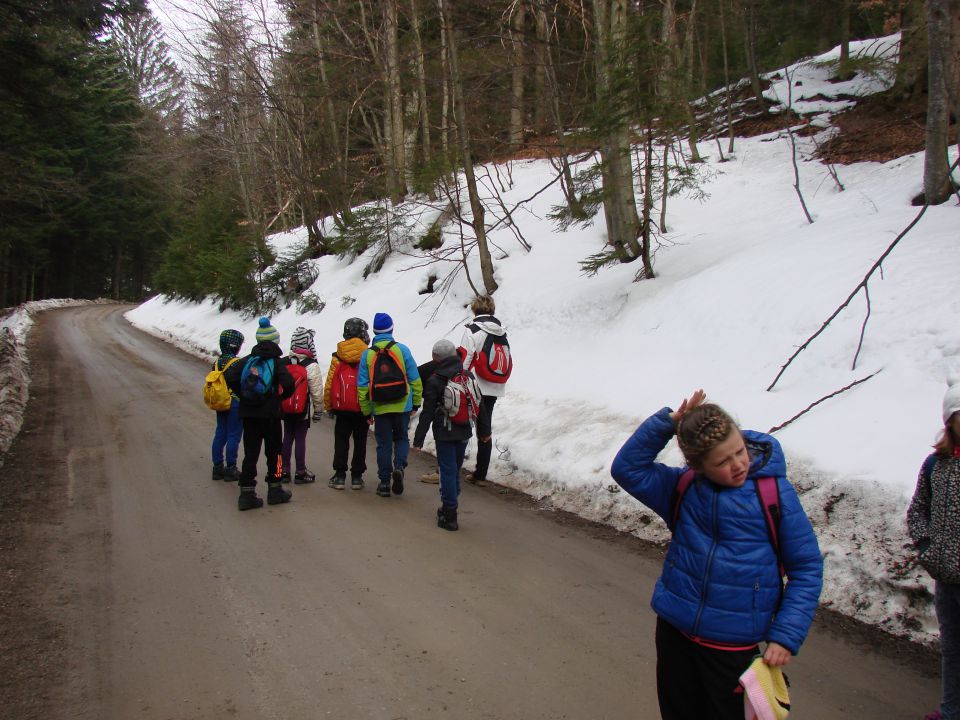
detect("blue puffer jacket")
[610,408,823,654]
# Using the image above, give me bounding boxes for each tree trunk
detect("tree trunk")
[683,0,702,162]
[438,0,451,160]
[509,2,526,148]
[924,0,956,204]
[410,0,432,166]
[839,0,851,71]
[895,0,930,101]
[592,0,644,263]
[385,0,406,203]
[439,0,498,294]
[534,2,549,136]
[740,0,767,111]
[719,0,736,152]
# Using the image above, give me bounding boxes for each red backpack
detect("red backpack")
[441,371,482,428]
[468,323,512,384]
[330,355,361,412]
[281,361,310,415]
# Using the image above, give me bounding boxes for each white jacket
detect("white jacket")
[459,315,509,398]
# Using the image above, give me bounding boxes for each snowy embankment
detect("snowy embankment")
[0,300,104,464]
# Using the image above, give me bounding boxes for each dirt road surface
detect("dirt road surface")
[0,305,941,719]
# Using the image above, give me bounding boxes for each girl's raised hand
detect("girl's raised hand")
[668,389,706,425]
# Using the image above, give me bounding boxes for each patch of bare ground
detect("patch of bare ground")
[816,92,956,165]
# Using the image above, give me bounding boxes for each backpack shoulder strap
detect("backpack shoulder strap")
[754,477,786,599]
[669,469,696,531]
[922,453,938,484]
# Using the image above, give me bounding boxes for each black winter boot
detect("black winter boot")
[212,464,225,480]
[223,465,239,481]
[437,505,458,531]
[238,487,263,511]
[391,467,405,496]
[267,482,292,505]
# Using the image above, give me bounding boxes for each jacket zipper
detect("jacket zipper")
[692,489,719,636]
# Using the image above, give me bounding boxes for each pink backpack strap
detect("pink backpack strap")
[754,477,785,600]
[669,469,697,531]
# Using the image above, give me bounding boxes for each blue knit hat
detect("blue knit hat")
[255,316,280,344]
[373,312,394,334]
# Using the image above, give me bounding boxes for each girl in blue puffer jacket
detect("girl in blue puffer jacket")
[611,390,823,720]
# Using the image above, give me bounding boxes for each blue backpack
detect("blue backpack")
[240,356,275,403]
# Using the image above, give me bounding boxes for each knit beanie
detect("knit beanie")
[739,657,790,720]
[373,312,394,334]
[343,317,370,343]
[255,316,280,344]
[290,326,316,356]
[432,339,457,361]
[219,329,244,355]
[944,367,960,424]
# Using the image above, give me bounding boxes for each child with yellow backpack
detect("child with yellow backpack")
[205,329,245,480]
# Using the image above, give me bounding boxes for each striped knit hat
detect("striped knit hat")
[255,316,280,344]
[219,329,244,355]
[290,326,316,356]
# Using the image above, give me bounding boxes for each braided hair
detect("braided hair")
[676,403,742,470]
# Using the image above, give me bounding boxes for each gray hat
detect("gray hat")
[432,339,457,360]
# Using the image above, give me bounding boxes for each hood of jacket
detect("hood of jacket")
[743,429,786,481]
[467,315,505,337]
[433,354,463,380]
[336,337,368,364]
[251,341,283,359]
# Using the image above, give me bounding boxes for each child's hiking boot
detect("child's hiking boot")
[328,472,345,489]
[437,505,458,531]
[212,463,225,480]
[466,473,488,488]
[238,487,263,511]
[391,468,405,496]
[267,482,292,505]
[350,474,364,490]
[278,470,291,484]
[376,481,391,497]
[223,464,239,481]
[294,470,316,485]
[420,472,440,484]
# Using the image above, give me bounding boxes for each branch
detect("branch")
[784,66,814,224]
[768,371,881,434]
[764,153,958,392]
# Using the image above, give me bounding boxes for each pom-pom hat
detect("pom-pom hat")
[255,316,280,344]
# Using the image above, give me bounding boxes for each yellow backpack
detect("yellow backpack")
[203,357,240,411]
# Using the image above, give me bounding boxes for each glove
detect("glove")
[312,412,323,422]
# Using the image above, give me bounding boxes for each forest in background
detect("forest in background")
[1,0,956,309]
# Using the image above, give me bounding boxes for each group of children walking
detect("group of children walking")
[206,298,958,720]
[206,297,508,532]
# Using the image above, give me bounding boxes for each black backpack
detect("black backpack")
[368,341,408,402]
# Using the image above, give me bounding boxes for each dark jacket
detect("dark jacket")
[413,355,489,447]
[611,408,823,655]
[908,453,960,584]
[224,341,294,419]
